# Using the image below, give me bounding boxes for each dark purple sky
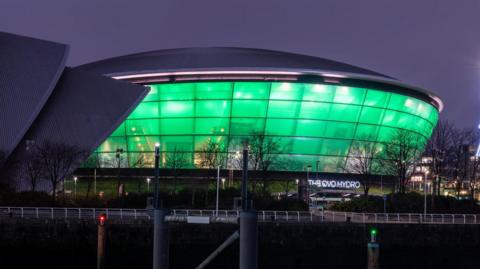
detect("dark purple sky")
[1,0,479,128]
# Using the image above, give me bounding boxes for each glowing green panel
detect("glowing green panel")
[98,137,127,152]
[230,118,264,135]
[364,90,389,108]
[298,102,331,120]
[295,120,327,137]
[160,118,194,134]
[195,118,229,135]
[126,119,160,135]
[127,136,158,152]
[333,86,366,105]
[291,137,322,154]
[270,82,304,100]
[161,136,193,152]
[110,123,126,136]
[196,100,231,117]
[359,107,384,125]
[233,82,270,99]
[355,124,380,141]
[302,84,335,102]
[232,100,267,117]
[143,85,160,101]
[129,102,159,119]
[160,101,194,117]
[265,119,296,136]
[267,100,300,118]
[196,82,233,99]
[194,136,227,151]
[319,139,351,156]
[158,83,195,100]
[323,122,356,139]
[92,80,439,172]
[328,104,361,122]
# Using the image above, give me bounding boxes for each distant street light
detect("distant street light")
[221,178,226,189]
[146,178,151,192]
[424,170,429,216]
[74,176,78,200]
[216,165,221,216]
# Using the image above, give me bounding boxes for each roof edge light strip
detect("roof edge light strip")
[112,70,303,80]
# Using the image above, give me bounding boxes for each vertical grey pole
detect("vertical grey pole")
[153,208,169,269]
[97,219,106,269]
[367,230,379,269]
[153,143,169,269]
[239,148,258,269]
[240,211,258,269]
[216,165,220,216]
[94,168,97,196]
[424,172,428,216]
[242,149,248,211]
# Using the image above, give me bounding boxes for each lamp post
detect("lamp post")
[74,177,78,200]
[306,165,312,207]
[146,178,151,192]
[116,148,124,197]
[216,165,221,216]
[153,142,169,269]
[424,170,429,216]
[222,178,226,189]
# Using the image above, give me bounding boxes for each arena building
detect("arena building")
[78,47,443,174]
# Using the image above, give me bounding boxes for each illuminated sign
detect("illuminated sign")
[308,179,361,189]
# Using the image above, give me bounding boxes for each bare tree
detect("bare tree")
[23,148,43,191]
[424,120,455,198]
[165,147,189,195]
[447,128,476,198]
[197,138,226,169]
[381,129,424,193]
[196,138,226,205]
[344,141,382,196]
[246,132,283,193]
[36,141,87,200]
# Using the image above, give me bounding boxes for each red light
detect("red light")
[99,214,107,225]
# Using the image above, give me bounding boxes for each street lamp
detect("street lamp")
[221,178,226,189]
[306,165,312,208]
[424,170,429,215]
[146,178,151,192]
[216,165,221,216]
[74,177,78,200]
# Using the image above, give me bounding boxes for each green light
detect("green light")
[370,228,377,236]
[89,81,439,171]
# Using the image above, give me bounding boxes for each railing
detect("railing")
[0,207,478,225]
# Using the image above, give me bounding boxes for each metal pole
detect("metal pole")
[367,242,379,269]
[216,165,220,216]
[240,211,258,269]
[242,149,248,211]
[97,220,106,269]
[94,168,97,196]
[154,144,160,209]
[196,231,239,269]
[424,172,428,215]
[153,143,169,269]
[153,208,169,269]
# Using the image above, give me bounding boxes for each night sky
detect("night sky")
[1,0,479,128]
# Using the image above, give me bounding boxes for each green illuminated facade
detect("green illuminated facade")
[91,81,438,172]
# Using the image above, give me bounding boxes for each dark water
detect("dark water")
[1,244,479,268]
[1,221,479,268]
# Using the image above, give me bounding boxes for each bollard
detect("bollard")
[367,228,379,269]
[97,214,107,269]
[240,210,258,269]
[153,208,169,269]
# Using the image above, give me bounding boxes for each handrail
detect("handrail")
[1,207,479,224]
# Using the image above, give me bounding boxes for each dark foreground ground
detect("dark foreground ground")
[0,219,479,269]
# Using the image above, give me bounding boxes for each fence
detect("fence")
[0,207,478,224]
